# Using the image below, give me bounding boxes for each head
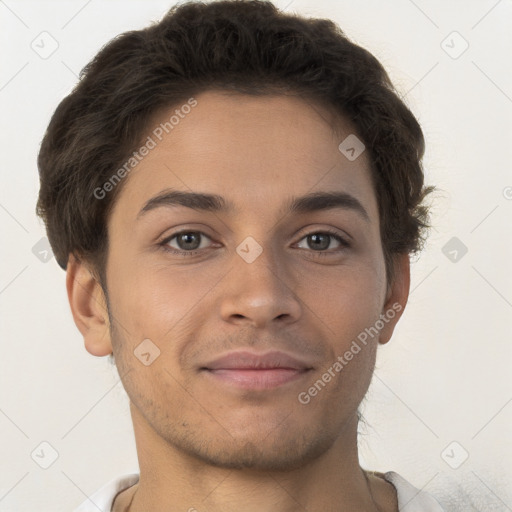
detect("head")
[37,0,433,471]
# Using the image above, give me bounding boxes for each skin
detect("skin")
[67,90,410,512]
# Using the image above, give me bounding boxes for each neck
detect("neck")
[114,404,397,512]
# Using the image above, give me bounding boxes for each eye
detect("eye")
[160,231,214,256]
[158,228,350,258]
[296,230,350,255]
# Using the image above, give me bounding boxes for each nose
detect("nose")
[219,243,303,329]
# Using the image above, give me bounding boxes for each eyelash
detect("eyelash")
[158,229,350,258]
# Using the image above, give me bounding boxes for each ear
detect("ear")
[66,254,113,356]
[378,253,410,345]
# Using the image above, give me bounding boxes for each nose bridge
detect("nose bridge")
[236,236,285,290]
[219,234,302,327]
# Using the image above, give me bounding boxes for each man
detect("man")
[36,1,443,510]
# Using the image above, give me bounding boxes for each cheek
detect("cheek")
[334,286,383,341]
[307,282,381,409]
[106,259,221,345]
[305,260,386,332]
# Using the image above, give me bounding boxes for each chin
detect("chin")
[166,422,336,472]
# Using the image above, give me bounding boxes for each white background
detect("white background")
[0,0,511,510]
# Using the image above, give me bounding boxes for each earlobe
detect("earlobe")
[378,253,410,345]
[66,254,113,357]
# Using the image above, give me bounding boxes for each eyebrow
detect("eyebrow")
[137,189,370,222]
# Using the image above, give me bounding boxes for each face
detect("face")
[91,91,406,471]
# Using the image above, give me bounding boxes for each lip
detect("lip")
[201,350,314,390]
[204,368,311,389]
[203,350,313,371]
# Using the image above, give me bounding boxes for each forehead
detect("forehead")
[111,90,378,223]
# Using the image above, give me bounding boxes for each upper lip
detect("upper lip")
[203,350,313,371]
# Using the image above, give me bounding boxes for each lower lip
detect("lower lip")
[204,368,310,390]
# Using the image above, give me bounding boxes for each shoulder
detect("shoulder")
[72,473,140,512]
[381,471,446,512]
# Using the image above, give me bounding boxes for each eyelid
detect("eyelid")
[157,225,214,244]
[294,225,352,242]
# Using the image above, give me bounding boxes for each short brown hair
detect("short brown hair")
[36,0,433,287]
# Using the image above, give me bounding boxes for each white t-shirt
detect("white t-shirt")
[73,471,445,511]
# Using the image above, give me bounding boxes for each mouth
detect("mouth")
[203,368,311,389]
[200,350,314,390]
